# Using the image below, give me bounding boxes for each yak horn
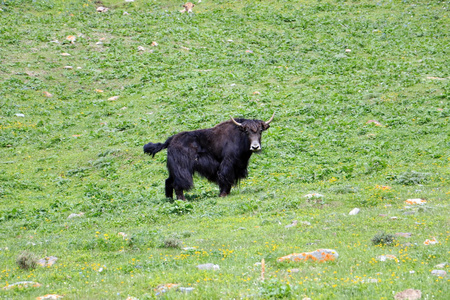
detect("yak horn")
[265,112,275,125]
[230,116,243,127]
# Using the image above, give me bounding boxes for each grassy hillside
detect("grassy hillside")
[0,0,449,298]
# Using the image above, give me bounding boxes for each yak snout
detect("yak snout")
[250,141,261,152]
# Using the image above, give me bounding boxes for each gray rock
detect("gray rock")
[196,263,219,270]
[178,287,195,293]
[394,289,421,300]
[435,262,448,269]
[349,208,360,215]
[431,270,447,277]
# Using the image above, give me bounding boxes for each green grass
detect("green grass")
[0,0,449,298]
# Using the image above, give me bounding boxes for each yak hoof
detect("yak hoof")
[219,192,228,197]
[175,190,186,201]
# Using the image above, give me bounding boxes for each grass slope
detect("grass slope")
[0,0,449,299]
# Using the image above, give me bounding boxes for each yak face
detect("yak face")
[230,113,274,152]
[241,121,269,152]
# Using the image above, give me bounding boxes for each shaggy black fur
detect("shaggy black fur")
[143,118,271,200]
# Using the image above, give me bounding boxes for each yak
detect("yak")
[143,113,274,200]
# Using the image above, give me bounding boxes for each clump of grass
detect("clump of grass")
[16,251,38,270]
[328,185,359,194]
[371,232,396,246]
[163,238,183,249]
[391,171,431,185]
[259,278,293,299]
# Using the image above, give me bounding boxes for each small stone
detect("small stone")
[151,41,158,46]
[182,247,196,251]
[196,263,220,270]
[63,66,73,69]
[405,198,426,205]
[15,113,25,117]
[96,42,103,45]
[390,216,398,220]
[178,287,195,293]
[68,212,84,219]
[37,256,58,267]
[108,96,120,101]
[345,49,351,53]
[96,6,109,13]
[123,11,129,15]
[349,208,360,215]
[154,284,179,295]
[396,232,412,238]
[304,193,324,199]
[394,289,422,300]
[376,255,397,262]
[66,35,76,43]
[137,46,145,51]
[60,53,71,56]
[285,220,298,228]
[435,263,448,269]
[366,120,382,126]
[423,237,438,245]
[431,270,446,277]
[43,91,53,98]
[361,278,378,283]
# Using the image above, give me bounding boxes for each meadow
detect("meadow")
[0,0,449,298]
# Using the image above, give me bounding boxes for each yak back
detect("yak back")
[170,119,256,159]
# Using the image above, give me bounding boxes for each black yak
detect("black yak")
[143,113,274,200]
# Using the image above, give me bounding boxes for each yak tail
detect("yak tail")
[143,136,173,157]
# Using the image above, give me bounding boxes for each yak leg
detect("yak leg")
[219,190,230,197]
[167,175,187,200]
[218,161,234,197]
[166,146,194,201]
[175,189,186,201]
[165,176,174,199]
